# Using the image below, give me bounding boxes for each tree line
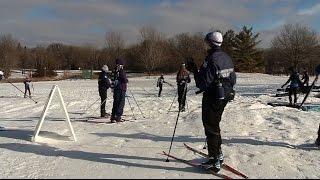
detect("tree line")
[0,23,319,78]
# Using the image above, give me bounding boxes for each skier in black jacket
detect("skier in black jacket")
[186,31,236,173]
[111,59,128,123]
[176,64,191,112]
[157,74,165,97]
[301,69,309,87]
[98,65,111,117]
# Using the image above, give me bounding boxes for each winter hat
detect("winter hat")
[116,58,124,65]
[205,31,223,47]
[102,65,109,72]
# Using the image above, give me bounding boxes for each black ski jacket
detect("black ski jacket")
[98,71,111,91]
[195,46,236,100]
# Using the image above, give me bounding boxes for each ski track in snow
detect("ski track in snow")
[0,73,319,178]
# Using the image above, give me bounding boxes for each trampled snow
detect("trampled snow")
[0,73,319,178]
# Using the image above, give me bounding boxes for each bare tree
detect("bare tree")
[106,31,125,60]
[138,25,165,74]
[271,23,318,73]
[0,34,19,77]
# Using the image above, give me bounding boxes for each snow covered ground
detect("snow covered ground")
[0,73,319,179]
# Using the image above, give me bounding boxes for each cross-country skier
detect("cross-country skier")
[176,64,191,112]
[98,65,111,118]
[157,74,165,97]
[301,69,309,87]
[281,67,303,106]
[23,76,32,98]
[186,31,236,173]
[110,59,128,123]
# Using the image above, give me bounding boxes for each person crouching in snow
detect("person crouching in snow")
[98,65,111,118]
[110,59,128,123]
[281,67,303,107]
[24,76,32,98]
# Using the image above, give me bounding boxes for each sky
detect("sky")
[1,0,320,48]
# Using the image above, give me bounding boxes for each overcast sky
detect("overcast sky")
[1,0,320,48]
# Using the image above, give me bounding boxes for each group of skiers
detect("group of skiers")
[0,31,319,174]
[281,67,310,106]
[98,58,128,123]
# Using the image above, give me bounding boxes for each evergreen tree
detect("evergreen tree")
[221,29,236,58]
[233,26,263,72]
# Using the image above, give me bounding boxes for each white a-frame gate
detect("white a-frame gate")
[32,85,77,142]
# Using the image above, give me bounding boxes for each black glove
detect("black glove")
[185,57,198,73]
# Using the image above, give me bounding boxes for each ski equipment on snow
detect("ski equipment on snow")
[183,143,248,179]
[162,151,232,179]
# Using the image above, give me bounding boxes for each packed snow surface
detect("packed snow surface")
[0,73,319,178]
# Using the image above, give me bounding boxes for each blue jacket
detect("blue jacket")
[195,46,236,99]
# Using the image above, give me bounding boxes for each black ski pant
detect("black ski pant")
[112,89,126,119]
[288,87,298,105]
[202,93,228,159]
[178,84,187,110]
[24,85,31,97]
[158,84,163,97]
[99,89,108,117]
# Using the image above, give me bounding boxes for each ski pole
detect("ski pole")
[186,98,189,113]
[165,84,188,162]
[92,97,110,115]
[167,90,178,113]
[8,81,38,104]
[80,97,101,115]
[126,94,137,120]
[299,65,320,108]
[129,89,145,118]
[32,82,35,92]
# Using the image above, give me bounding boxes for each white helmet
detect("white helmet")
[102,65,109,72]
[0,71,3,76]
[205,31,223,47]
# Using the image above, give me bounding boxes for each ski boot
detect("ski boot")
[116,116,125,122]
[201,157,221,173]
[217,152,224,164]
[110,116,116,123]
[316,138,320,147]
